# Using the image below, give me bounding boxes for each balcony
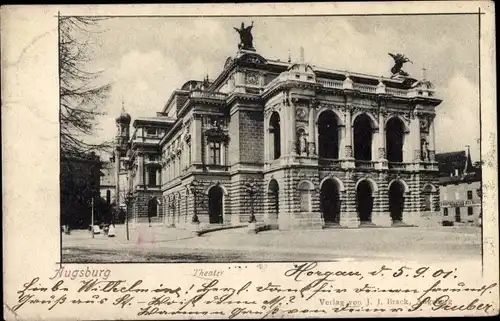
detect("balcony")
[317,78,343,89]
[353,83,377,93]
[420,162,439,171]
[355,160,376,169]
[388,162,406,170]
[318,158,341,167]
[386,87,408,97]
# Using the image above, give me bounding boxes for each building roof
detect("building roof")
[438,172,481,185]
[133,116,176,127]
[435,151,467,177]
[435,150,481,184]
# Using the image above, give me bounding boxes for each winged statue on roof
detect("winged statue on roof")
[388,53,413,78]
[234,21,254,50]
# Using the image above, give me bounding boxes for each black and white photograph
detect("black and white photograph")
[2,3,498,319]
[59,12,484,264]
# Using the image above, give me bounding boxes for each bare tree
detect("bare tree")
[59,16,112,159]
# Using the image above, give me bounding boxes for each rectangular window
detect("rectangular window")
[467,190,473,200]
[443,208,448,216]
[209,142,221,165]
[146,128,157,136]
[467,207,473,216]
[148,169,157,187]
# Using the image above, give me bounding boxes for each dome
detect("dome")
[116,110,131,123]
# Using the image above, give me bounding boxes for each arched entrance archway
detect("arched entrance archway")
[386,117,405,163]
[320,179,341,224]
[353,114,374,161]
[208,186,224,224]
[148,197,158,226]
[389,181,405,223]
[356,180,373,223]
[148,197,158,217]
[269,112,281,160]
[318,110,340,159]
[268,179,279,219]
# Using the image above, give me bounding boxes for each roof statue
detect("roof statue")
[388,53,413,78]
[234,21,255,50]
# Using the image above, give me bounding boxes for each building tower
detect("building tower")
[115,104,131,207]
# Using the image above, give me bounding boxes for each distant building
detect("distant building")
[436,147,482,226]
[99,158,116,205]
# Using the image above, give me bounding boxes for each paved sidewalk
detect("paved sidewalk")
[62,224,482,263]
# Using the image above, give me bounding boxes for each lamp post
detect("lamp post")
[189,179,200,223]
[245,180,259,223]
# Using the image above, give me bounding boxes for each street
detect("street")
[61,224,482,263]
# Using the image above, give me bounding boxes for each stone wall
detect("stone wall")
[238,110,264,164]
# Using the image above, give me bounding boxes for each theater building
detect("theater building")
[114,31,443,229]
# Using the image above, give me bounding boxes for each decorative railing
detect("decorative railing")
[189,90,227,100]
[317,78,343,89]
[318,158,342,167]
[355,160,375,168]
[386,87,408,97]
[353,83,377,93]
[388,162,406,169]
[420,162,438,170]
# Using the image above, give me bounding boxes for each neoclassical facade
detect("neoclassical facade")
[114,40,443,229]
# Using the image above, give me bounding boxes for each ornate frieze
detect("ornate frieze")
[296,107,308,121]
[204,120,230,145]
[245,71,260,85]
[419,117,430,133]
[264,103,282,119]
[345,145,353,158]
[378,147,386,159]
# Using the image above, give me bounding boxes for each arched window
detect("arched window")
[268,179,280,218]
[353,114,374,161]
[269,112,281,160]
[148,197,158,217]
[386,117,405,162]
[318,110,340,159]
[297,181,314,212]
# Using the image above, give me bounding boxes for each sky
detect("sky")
[79,15,481,160]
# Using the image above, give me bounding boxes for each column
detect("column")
[156,168,161,186]
[411,115,421,163]
[264,113,269,161]
[281,106,288,156]
[192,117,202,163]
[338,125,346,158]
[344,110,353,158]
[428,116,436,161]
[377,112,386,160]
[145,167,149,186]
[289,104,296,156]
[138,154,144,187]
[308,107,316,156]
